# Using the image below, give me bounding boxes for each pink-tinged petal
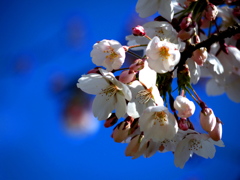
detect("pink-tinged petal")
[77,74,108,95]
[92,94,115,120]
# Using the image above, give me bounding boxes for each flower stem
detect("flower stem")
[126,50,143,59]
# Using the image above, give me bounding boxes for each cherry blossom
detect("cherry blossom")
[146,36,180,73]
[77,68,131,120]
[90,39,126,71]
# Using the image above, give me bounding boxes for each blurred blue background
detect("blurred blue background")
[0,0,240,180]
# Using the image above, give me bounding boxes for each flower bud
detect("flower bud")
[129,59,144,72]
[112,116,134,143]
[200,108,216,132]
[174,95,195,118]
[125,134,143,157]
[178,29,194,41]
[180,14,192,30]
[104,113,118,128]
[205,3,218,21]
[119,70,136,84]
[191,47,208,66]
[209,117,222,141]
[132,25,146,36]
[178,118,189,131]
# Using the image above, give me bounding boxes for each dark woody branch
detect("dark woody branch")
[177,23,240,69]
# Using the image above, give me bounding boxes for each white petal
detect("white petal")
[77,74,108,95]
[174,139,191,168]
[206,78,225,96]
[139,61,157,88]
[158,0,174,22]
[92,95,115,120]
[115,93,127,119]
[136,0,158,18]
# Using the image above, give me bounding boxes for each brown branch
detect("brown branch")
[177,23,240,69]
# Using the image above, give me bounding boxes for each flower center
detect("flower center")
[136,87,153,104]
[154,111,168,126]
[159,46,170,60]
[100,84,118,100]
[104,47,119,61]
[189,139,202,151]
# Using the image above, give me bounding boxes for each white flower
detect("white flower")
[127,61,163,118]
[146,36,180,73]
[139,105,178,142]
[126,21,182,51]
[174,95,195,118]
[90,39,126,71]
[158,130,187,153]
[136,0,174,22]
[77,68,131,120]
[174,133,224,168]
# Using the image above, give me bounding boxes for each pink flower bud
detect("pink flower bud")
[178,118,189,131]
[129,59,144,72]
[119,70,136,84]
[174,95,195,118]
[205,3,218,21]
[200,108,216,132]
[112,116,134,143]
[104,113,118,128]
[209,117,222,141]
[193,34,200,44]
[178,29,194,41]
[191,47,208,66]
[112,121,131,143]
[125,134,143,156]
[180,15,192,30]
[132,25,146,36]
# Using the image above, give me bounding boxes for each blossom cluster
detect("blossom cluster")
[76,0,240,168]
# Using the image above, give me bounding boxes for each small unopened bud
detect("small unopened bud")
[209,117,222,141]
[125,134,143,157]
[129,59,144,72]
[180,14,192,30]
[200,108,216,132]
[119,70,136,84]
[132,25,146,36]
[178,118,189,131]
[193,34,200,44]
[205,3,218,21]
[191,47,208,66]
[178,29,195,41]
[104,113,118,128]
[112,116,134,143]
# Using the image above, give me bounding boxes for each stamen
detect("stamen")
[159,46,170,60]
[188,139,202,151]
[136,88,153,104]
[104,47,119,61]
[100,84,118,100]
[154,111,168,126]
